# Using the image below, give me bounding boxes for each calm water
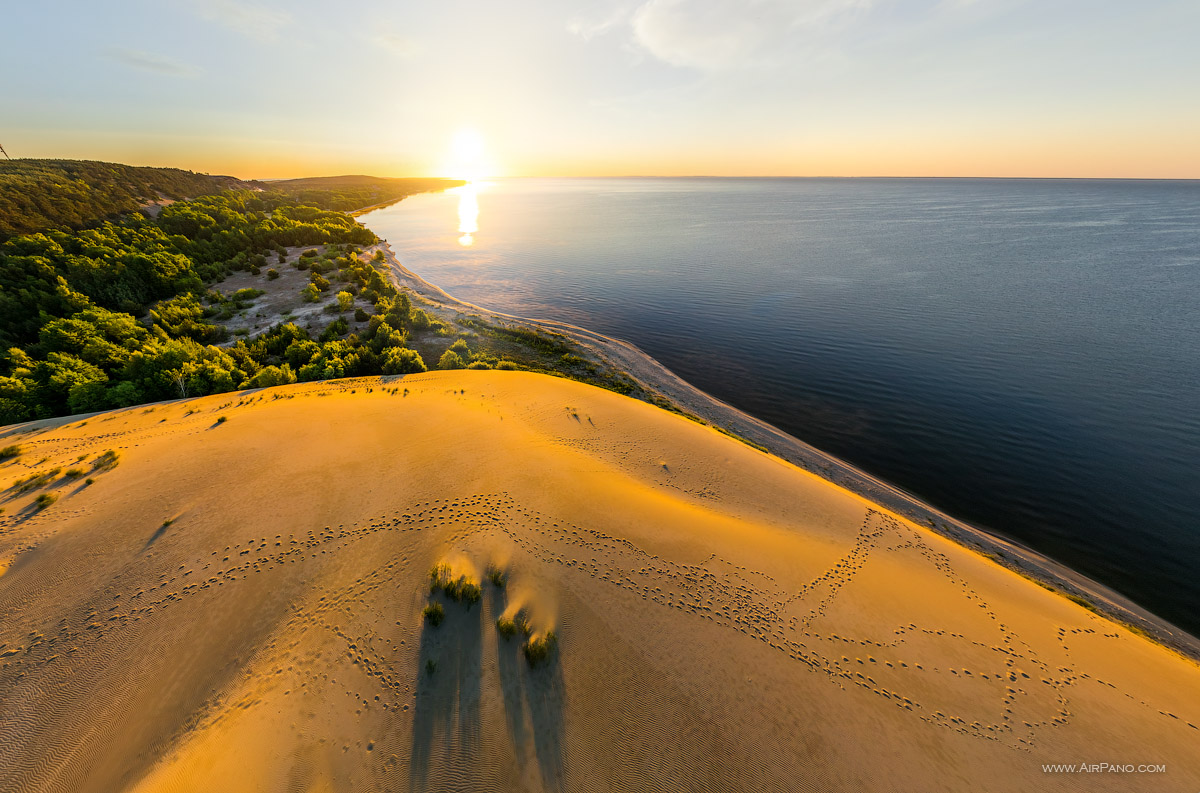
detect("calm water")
[361,178,1200,633]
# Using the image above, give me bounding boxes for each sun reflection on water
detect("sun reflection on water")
[453,183,479,246]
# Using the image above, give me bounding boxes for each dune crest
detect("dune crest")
[0,371,1196,792]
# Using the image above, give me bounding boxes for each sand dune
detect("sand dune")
[0,371,1197,792]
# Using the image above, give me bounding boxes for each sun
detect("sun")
[443,127,492,182]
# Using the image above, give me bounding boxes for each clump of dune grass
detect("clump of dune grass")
[422,602,445,627]
[486,565,507,588]
[216,416,228,424]
[497,613,533,640]
[64,468,84,479]
[429,564,482,606]
[91,450,120,472]
[14,468,61,493]
[0,445,21,460]
[34,492,58,510]
[523,631,558,666]
[425,659,438,676]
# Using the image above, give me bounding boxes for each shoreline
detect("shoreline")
[368,233,1200,663]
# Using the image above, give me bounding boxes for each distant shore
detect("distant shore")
[368,233,1200,663]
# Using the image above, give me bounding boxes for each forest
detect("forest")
[0,160,250,240]
[0,187,442,423]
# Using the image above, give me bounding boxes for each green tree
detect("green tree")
[382,347,427,375]
[437,349,465,370]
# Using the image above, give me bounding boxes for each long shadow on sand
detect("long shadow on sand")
[492,588,567,792]
[408,595,483,792]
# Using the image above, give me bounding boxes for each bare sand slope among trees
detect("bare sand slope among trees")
[0,371,1197,792]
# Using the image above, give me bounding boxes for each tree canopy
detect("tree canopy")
[0,159,254,240]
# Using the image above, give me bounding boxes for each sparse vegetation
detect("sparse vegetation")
[14,467,62,492]
[422,602,445,627]
[0,445,21,460]
[216,415,228,424]
[428,563,482,606]
[64,468,84,479]
[496,613,531,640]
[486,565,507,588]
[91,449,120,471]
[425,659,437,676]
[523,631,558,666]
[34,492,58,510]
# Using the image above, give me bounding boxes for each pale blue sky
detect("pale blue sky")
[3,0,1198,177]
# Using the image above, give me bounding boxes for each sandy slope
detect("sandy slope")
[0,371,1196,792]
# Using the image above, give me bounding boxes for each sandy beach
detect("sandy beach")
[1,371,1197,792]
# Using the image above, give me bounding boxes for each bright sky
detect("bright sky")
[4,0,1199,178]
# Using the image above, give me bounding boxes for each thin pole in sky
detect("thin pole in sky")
[0,143,9,159]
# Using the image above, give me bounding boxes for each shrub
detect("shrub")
[523,631,557,666]
[422,602,445,627]
[266,268,280,280]
[449,339,470,355]
[15,469,61,492]
[64,468,84,479]
[336,291,354,312]
[382,347,427,375]
[429,563,452,592]
[354,307,371,322]
[466,361,492,370]
[92,449,120,471]
[300,249,319,259]
[410,308,432,331]
[301,283,320,303]
[231,288,265,302]
[34,492,59,510]
[216,415,228,424]
[487,566,506,588]
[437,350,465,370]
[496,616,519,639]
[426,659,437,675]
[429,564,482,606]
[85,477,95,485]
[0,445,20,460]
[495,360,520,371]
[457,580,482,605]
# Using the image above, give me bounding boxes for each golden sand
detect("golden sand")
[0,371,1196,792]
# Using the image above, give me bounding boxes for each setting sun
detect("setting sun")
[442,127,493,181]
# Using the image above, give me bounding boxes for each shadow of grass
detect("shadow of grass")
[408,595,483,792]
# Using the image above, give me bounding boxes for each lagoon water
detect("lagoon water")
[360,178,1200,634]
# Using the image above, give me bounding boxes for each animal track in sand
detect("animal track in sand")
[2,484,1192,775]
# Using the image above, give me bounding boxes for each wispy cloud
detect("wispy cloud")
[105,48,199,77]
[630,0,875,70]
[191,0,292,41]
[567,5,634,41]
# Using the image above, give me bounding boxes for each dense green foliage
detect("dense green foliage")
[268,175,464,213]
[0,159,248,240]
[0,186,452,424]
